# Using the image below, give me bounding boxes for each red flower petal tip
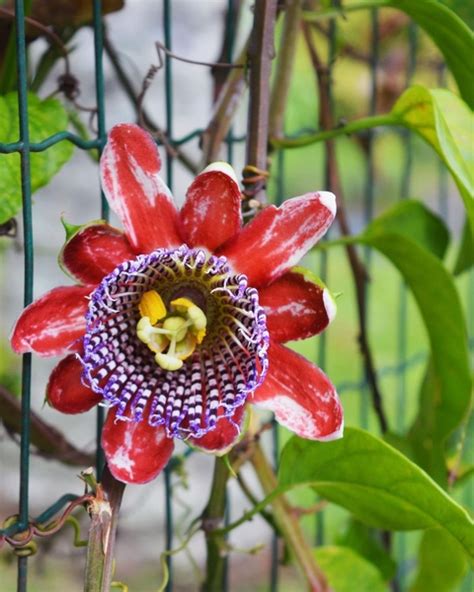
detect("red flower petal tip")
[317,191,337,217]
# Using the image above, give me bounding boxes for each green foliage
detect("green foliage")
[409,528,468,591]
[314,546,388,591]
[361,199,449,258]
[0,92,74,224]
[336,519,397,580]
[453,219,474,275]
[278,428,474,558]
[391,87,474,236]
[350,201,471,484]
[439,0,474,28]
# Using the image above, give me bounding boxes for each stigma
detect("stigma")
[136,290,207,371]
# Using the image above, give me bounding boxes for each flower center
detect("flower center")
[136,291,207,371]
[81,246,269,439]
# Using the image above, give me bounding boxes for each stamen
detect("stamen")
[138,290,167,324]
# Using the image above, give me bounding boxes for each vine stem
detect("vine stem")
[250,443,329,592]
[302,22,389,434]
[83,466,125,592]
[244,0,279,204]
[271,113,396,149]
[200,457,230,592]
[269,0,303,140]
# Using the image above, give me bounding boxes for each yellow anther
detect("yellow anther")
[162,316,188,342]
[137,295,207,370]
[139,290,166,325]
[170,297,194,313]
[194,328,206,344]
[155,352,183,371]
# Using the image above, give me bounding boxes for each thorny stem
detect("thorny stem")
[251,443,329,592]
[302,22,389,434]
[83,466,125,592]
[201,457,230,592]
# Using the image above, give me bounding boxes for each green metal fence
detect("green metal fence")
[0,1,472,591]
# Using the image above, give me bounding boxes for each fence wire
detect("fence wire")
[0,1,472,591]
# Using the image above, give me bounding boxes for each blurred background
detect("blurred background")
[0,1,472,590]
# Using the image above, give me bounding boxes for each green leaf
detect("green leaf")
[358,202,472,482]
[439,0,474,28]
[408,362,450,485]
[409,528,468,592]
[0,92,74,223]
[314,546,388,592]
[278,428,474,558]
[362,199,449,258]
[336,519,397,580]
[453,218,473,275]
[391,87,474,237]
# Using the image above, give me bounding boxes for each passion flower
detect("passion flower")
[11,124,343,484]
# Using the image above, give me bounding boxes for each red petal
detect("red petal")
[188,404,246,453]
[102,407,175,484]
[218,192,336,287]
[180,162,242,250]
[10,285,93,357]
[100,124,182,253]
[47,354,101,414]
[59,222,136,285]
[251,342,343,441]
[260,268,336,343]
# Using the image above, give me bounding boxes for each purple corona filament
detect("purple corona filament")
[81,246,269,439]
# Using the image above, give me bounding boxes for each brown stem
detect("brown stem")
[0,385,95,467]
[251,443,329,592]
[269,0,303,140]
[200,41,249,166]
[211,0,243,101]
[83,466,125,592]
[302,23,388,433]
[244,0,279,205]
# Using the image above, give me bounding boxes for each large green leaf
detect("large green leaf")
[320,201,471,481]
[361,199,449,258]
[390,87,474,237]
[0,92,74,223]
[409,528,468,591]
[439,0,474,29]
[357,202,472,481]
[314,546,388,592]
[278,429,474,558]
[305,1,474,108]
